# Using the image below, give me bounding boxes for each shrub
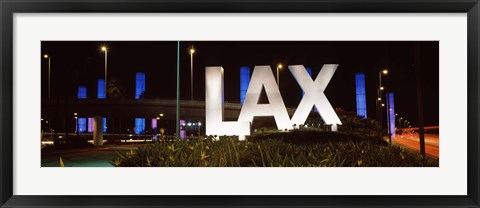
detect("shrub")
[113,136,438,167]
[250,129,387,145]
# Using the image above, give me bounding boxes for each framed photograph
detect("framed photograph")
[1,0,479,207]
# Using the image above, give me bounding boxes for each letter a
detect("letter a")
[238,66,292,130]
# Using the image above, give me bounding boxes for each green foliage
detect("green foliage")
[113,134,438,167]
[250,129,387,146]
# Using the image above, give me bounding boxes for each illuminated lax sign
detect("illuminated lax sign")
[205,64,342,139]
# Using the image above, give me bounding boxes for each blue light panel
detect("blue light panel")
[355,73,367,118]
[103,117,107,133]
[77,118,87,133]
[387,92,396,137]
[97,79,106,99]
[240,66,250,104]
[77,86,87,99]
[134,118,145,134]
[135,72,146,100]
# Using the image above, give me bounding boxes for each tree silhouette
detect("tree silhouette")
[107,76,125,98]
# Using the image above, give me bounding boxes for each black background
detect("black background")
[41,41,439,126]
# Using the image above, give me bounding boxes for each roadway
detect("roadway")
[392,127,439,158]
[41,145,137,167]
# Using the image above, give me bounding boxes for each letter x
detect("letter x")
[289,65,342,127]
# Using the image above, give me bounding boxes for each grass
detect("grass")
[113,130,438,167]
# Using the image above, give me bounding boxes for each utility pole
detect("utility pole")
[176,41,180,140]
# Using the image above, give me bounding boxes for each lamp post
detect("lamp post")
[74,112,78,137]
[155,113,164,135]
[176,41,180,140]
[198,122,202,137]
[399,117,403,128]
[189,46,195,100]
[100,45,108,96]
[377,69,388,139]
[276,63,283,86]
[155,117,160,135]
[43,54,51,99]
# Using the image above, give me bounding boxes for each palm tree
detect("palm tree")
[106,76,125,98]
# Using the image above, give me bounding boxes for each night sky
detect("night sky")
[41,41,439,126]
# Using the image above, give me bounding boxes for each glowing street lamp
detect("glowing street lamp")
[276,63,283,86]
[189,46,195,100]
[43,54,51,99]
[100,45,108,96]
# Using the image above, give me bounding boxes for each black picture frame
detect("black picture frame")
[1,0,479,207]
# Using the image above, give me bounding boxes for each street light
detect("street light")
[100,45,108,96]
[43,54,51,99]
[189,46,195,100]
[399,117,403,128]
[156,113,164,134]
[74,116,78,134]
[377,68,388,138]
[276,63,283,86]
